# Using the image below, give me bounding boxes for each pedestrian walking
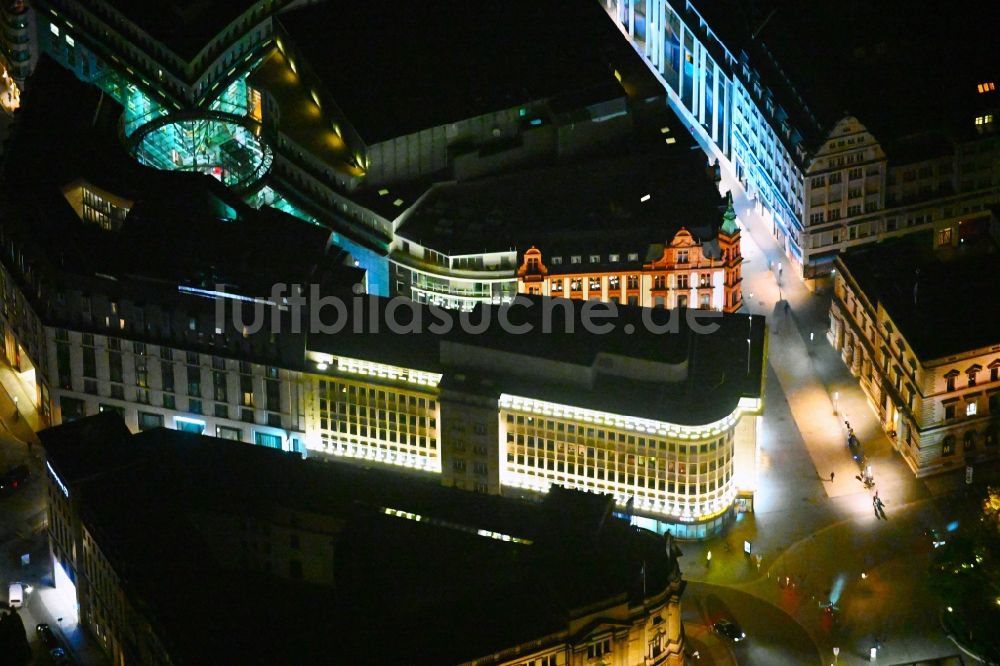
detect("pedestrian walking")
[830,471,835,482]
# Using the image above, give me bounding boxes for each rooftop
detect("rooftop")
[838,230,1000,360]
[698,0,1000,150]
[276,0,658,143]
[307,295,767,426]
[395,137,724,257]
[104,0,260,61]
[42,417,682,664]
[1,58,361,298]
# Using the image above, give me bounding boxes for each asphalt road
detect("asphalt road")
[687,581,821,665]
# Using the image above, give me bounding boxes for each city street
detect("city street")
[672,195,984,664]
[0,372,106,664]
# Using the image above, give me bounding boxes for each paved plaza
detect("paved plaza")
[674,192,993,665]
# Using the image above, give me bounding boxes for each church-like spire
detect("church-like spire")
[720,193,739,236]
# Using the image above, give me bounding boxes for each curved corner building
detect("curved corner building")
[303,297,768,539]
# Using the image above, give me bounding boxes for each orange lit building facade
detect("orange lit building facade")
[517,201,743,312]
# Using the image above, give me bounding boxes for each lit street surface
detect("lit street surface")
[0,375,107,665]
[674,196,984,664]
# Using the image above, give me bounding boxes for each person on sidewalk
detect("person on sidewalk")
[830,471,835,482]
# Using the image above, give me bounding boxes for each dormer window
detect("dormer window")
[677,250,689,264]
[589,254,601,263]
[967,364,982,387]
[570,256,582,264]
[945,369,959,392]
[551,256,562,265]
[609,254,619,263]
[628,252,639,261]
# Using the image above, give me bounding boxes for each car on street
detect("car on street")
[924,527,947,548]
[50,646,73,664]
[36,623,58,649]
[0,464,29,494]
[8,582,23,608]
[713,619,746,642]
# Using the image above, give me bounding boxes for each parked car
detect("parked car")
[8,582,23,608]
[50,647,72,665]
[36,623,58,648]
[713,619,746,642]
[0,464,29,494]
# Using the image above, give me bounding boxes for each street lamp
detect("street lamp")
[833,391,839,415]
[833,646,840,664]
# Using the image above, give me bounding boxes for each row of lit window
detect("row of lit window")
[506,457,731,492]
[316,419,436,448]
[506,419,730,456]
[507,466,730,499]
[317,379,436,411]
[506,444,731,475]
[319,404,435,428]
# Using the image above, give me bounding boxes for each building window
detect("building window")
[945,404,956,420]
[964,431,976,451]
[139,412,164,431]
[215,404,229,418]
[255,431,282,449]
[217,426,241,441]
[188,399,203,415]
[570,256,581,264]
[627,253,639,261]
[946,375,956,392]
[938,228,953,246]
[967,402,978,417]
[587,640,612,659]
[677,250,688,263]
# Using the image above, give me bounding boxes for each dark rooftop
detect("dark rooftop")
[42,416,682,664]
[277,0,657,143]
[104,0,259,61]
[396,139,724,256]
[0,57,362,299]
[307,295,767,426]
[697,0,1000,149]
[838,231,1000,360]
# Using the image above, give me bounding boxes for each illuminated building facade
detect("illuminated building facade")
[302,297,767,539]
[8,0,676,300]
[801,110,1000,277]
[517,199,742,312]
[598,0,1000,279]
[599,0,808,269]
[1,8,767,544]
[392,135,740,312]
[42,417,687,665]
[828,229,1000,475]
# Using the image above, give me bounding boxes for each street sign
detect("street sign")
[870,647,877,661]
[744,540,751,555]
[966,465,974,485]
